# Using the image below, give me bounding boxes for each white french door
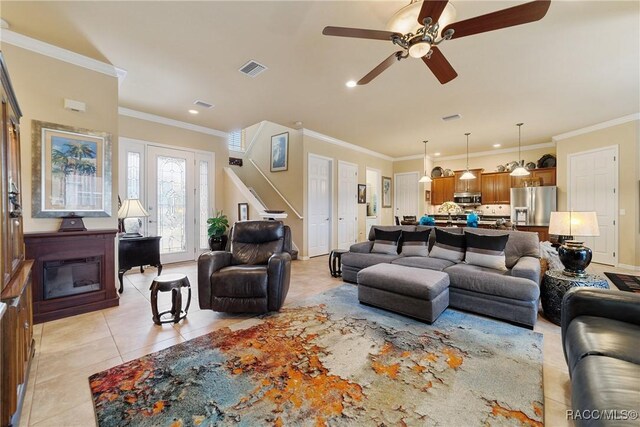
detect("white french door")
[308,154,332,257]
[338,161,358,249]
[568,146,618,265]
[119,138,214,265]
[147,146,196,264]
[394,172,420,219]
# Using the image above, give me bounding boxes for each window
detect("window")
[126,152,140,199]
[199,160,209,249]
[228,129,245,152]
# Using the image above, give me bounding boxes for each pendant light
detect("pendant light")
[418,140,432,183]
[459,132,476,180]
[510,123,530,177]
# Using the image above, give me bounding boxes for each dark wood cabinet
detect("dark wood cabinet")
[1,51,34,427]
[431,176,455,205]
[454,169,483,193]
[481,172,511,205]
[118,236,162,293]
[25,230,119,324]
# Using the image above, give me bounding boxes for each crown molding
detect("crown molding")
[552,113,640,142]
[1,29,127,85]
[118,107,228,138]
[393,154,426,161]
[434,141,556,161]
[302,128,394,161]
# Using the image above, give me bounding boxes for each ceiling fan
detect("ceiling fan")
[322,0,551,85]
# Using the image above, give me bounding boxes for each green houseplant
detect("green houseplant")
[207,210,230,251]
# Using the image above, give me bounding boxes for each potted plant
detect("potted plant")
[207,210,230,251]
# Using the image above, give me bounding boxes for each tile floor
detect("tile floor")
[17,257,635,427]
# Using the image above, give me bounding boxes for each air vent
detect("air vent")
[442,114,461,121]
[239,60,268,78]
[193,100,214,109]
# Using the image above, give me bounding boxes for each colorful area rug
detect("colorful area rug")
[604,272,640,293]
[89,286,543,426]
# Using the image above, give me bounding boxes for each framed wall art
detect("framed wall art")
[357,184,367,204]
[382,176,392,208]
[238,202,249,221]
[32,120,112,218]
[270,132,289,172]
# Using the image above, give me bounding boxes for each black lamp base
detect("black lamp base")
[558,240,592,278]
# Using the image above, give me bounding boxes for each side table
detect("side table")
[329,249,348,277]
[149,274,191,325]
[118,235,162,293]
[541,269,609,325]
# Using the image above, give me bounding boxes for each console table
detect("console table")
[118,236,162,293]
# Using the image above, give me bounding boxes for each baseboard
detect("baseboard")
[299,256,310,261]
[617,263,640,272]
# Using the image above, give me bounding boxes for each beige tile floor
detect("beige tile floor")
[17,257,635,427]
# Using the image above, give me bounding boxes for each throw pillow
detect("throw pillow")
[371,229,402,255]
[429,228,466,262]
[399,230,431,257]
[465,232,509,271]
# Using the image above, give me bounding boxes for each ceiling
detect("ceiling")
[1,1,639,158]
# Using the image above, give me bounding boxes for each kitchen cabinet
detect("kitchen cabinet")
[431,176,455,205]
[511,167,556,188]
[1,51,34,427]
[454,169,483,193]
[481,172,511,205]
[515,225,550,242]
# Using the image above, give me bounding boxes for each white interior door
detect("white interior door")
[568,146,618,265]
[394,172,420,220]
[308,154,331,257]
[147,146,196,264]
[338,161,358,249]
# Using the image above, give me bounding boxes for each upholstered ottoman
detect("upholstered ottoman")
[357,264,449,323]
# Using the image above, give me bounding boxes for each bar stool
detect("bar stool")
[149,273,191,325]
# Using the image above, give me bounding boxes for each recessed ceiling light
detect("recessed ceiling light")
[346,80,357,88]
[434,152,441,156]
[188,109,199,115]
[493,144,501,148]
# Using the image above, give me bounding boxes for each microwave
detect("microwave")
[453,192,482,207]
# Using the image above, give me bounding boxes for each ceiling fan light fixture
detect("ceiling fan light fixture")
[409,40,432,58]
[387,1,457,39]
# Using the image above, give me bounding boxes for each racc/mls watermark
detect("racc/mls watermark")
[566,410,638,421]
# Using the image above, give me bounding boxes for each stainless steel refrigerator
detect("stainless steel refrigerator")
[510,186,557,226]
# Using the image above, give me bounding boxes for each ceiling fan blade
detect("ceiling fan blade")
[443,0,551,39]
[418,0,449,25]
[357,51,403,85]
[422,47,457,84]
[322,26,400,41]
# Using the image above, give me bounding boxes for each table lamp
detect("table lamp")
[548,211,599,277]
[117,199,149,238]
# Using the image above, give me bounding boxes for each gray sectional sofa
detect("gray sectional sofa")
[342,225,541,328]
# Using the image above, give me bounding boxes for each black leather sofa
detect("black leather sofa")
[561,288,640,426]
[198,221,291,313]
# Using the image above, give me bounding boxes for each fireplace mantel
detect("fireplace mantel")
[24,229,119,323]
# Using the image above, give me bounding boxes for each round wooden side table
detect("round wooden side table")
[149,273,191,325]
[541,269,609,325]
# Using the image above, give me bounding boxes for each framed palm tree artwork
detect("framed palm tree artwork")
[32,120,112,217]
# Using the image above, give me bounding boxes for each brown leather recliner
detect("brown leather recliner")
[198,220,291,313]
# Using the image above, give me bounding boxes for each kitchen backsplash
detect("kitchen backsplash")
[428,204,511,217]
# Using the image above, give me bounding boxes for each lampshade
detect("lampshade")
[387,1,457,39]
[510,166,530,177]
[459,170,476,180]
[419,175,432,183]
[549,212,600,237]
[409,41,432,58]
[118,199,149,219]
